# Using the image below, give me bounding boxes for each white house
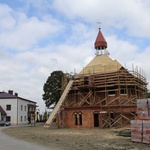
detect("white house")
[0,90,36,125]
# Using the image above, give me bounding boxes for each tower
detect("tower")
[94,28,109,55]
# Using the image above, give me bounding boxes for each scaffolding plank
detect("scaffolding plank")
[44,80,73,128]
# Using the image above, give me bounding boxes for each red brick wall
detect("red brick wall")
[56,106,136,128]
[57,108,101,128]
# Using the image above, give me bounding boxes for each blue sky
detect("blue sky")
[0,0,150,112]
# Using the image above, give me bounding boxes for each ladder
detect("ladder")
[44,80,73,128]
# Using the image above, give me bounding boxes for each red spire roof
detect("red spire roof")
[94,28,107,50]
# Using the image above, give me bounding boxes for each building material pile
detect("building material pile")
[131,99,150,144]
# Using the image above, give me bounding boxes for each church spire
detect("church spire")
[94,28,108,55]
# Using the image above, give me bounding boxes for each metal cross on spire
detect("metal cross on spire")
[97,22,101,30]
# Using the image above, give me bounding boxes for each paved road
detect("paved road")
[0,127,57,150]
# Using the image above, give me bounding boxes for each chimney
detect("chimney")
[15,93,18,97]
[8,90,13,95]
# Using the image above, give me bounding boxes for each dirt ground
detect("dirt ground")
[2,123,150,150]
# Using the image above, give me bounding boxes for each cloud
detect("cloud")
[107,35,139,63]
[0,4,63,51]
[107,35,150,88]
[53,0,150,38]
[19,0,50,12]
[0,0,150,112]
[0,4,16,31]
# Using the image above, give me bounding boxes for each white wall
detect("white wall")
[17,99,28,125]
[0,98,35,125]
[0,98,17,125]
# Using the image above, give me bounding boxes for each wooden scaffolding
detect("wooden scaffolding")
[46,28,148,128]
[62,67,147,128]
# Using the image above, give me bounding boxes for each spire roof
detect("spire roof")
[94,28,107,50]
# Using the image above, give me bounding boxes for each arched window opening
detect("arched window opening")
[74,112,82,125]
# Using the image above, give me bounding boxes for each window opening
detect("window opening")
[6,116,11,122]
[74,114,78,125]
[79,114,82,125]
[74,113,82,125]
[121,88,127,95]
[108,90,116,96]
[6,105,11,111]
[21,105,23,111]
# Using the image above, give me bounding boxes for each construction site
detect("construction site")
[44,28,148,129]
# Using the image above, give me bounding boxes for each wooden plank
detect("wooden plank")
[78,91,92,106]
[44,80,73,128]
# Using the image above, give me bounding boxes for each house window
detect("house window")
[32,107,34,111]
[21,105,23,111]
[21,116,23,122]
[24,106,26,111]
[6,116,11,122]
[74,113,82,125]
[6,105,11,111]
[24,116,26,121]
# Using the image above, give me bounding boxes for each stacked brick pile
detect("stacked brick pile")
[131,99,150,144]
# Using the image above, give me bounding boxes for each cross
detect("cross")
[97,22,101,29]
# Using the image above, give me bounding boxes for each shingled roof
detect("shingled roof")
[0,91,17,98]
[0,91,36,104]
[79,54,122,75]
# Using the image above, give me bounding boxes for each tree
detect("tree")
[146,89,150,98]
[42,70,64,108]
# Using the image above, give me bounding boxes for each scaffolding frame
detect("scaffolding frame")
[62,66,147,128]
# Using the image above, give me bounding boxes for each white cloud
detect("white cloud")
[0,4,63,51]
[107,35,150,88]
[0,4,16,31]
[107,35,139,63]
[0,0,150,112]
[53,0,150,37]
[19,0,50,12]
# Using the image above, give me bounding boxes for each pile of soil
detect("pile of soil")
[2,123,150,150]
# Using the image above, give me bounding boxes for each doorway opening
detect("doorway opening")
[94,114,99,127]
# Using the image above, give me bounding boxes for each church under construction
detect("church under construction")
[44,28,148,129]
